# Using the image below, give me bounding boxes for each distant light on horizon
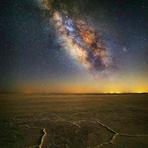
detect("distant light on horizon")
[0,0,147,94]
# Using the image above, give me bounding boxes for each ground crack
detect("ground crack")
[95,119,148,148]
[25,117,148,148]
[39,128,47,148]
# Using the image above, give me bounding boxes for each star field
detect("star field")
[0,0,147,93]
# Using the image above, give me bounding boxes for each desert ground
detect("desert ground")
[0,94,148,148]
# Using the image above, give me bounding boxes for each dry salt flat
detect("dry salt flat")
[0,94,148,148]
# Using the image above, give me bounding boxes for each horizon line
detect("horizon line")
[0,91,148,95]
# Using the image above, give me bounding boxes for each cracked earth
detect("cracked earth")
[0,94,148,148]
[25,117,148,148]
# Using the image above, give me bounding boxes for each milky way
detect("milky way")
[41,0,114,75]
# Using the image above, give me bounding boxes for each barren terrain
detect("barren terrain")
[0,94,148,148]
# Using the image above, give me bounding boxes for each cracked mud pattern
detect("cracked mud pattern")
[0,94,148,148]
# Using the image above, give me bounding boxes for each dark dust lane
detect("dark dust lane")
[0,94,148,148]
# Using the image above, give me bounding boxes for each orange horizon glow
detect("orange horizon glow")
[7,72,148,94]
[17,83,148,94]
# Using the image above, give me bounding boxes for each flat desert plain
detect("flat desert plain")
[0,94,148,148]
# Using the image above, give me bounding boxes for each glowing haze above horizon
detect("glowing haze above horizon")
[0,0,148,93]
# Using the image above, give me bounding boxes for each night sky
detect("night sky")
[0,0,148,93]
